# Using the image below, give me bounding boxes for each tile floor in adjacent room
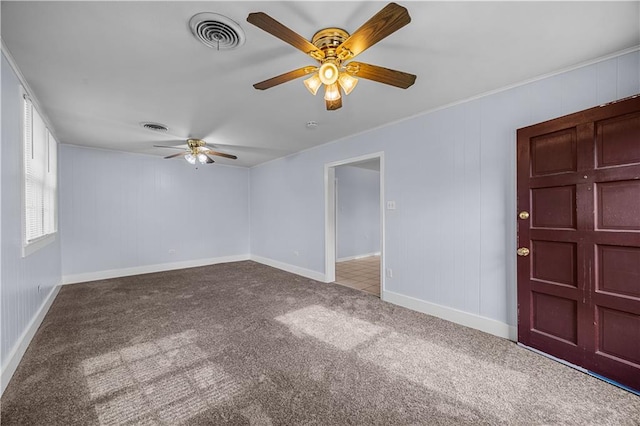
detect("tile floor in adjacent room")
[334,255,380,297]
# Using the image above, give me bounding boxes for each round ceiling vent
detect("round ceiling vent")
[189,12,245,50]
[141,122,168,132]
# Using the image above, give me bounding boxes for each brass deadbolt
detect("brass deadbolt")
[517,247,530,257]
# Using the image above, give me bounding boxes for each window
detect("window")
[22,91,57,256]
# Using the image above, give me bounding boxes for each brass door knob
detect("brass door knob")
[517,247,530,256]
[519,211,530,220]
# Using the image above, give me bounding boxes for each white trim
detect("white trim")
[1,285,60,396]
[2,40,59,138]
[383,290,517,341]
[324,152,385,288]
[337,252,381,263]
[61,143,248,170]
[324,152,385,170]
[22,233,56,258]
[250,255,325,282]
[62,254,250,285]
[324,165,336,283]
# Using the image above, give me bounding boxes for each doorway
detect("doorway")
[325,153,384,298]
[516,95,640,392]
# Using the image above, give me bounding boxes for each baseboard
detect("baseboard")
[250,255,325,282]
[336,252,381,262]
[382,290,517,341]
[1,284,60,396]
[62,254,250,285]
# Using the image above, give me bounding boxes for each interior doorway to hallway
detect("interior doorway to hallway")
[324,153,384,298]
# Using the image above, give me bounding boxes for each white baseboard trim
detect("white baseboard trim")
[336,252,381,263]
[1,284,60,396]
[382,290,517,341]
[62,254,250,285]
[250,255,325,282]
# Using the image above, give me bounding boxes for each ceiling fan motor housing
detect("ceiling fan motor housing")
[312,28,350,63]
[312,28,349,50]
[187,138,206,149]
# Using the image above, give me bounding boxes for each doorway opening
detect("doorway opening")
[324,153,384,298]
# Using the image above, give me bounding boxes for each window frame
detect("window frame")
[21,87,57,257]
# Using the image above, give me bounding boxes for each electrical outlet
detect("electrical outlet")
[386,268,393,278]
[168,249,176,255]
[386,201,396,210]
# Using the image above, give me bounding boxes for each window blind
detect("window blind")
[23,95,57,245]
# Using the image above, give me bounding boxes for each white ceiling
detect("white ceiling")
[2,1,639,167]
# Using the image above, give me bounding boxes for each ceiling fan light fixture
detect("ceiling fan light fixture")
[324,83,341,101]
[338,72,358,95]
[197,153,208,164]
[185,153,197,165]
[318,61,339,85]
[303,73,322,96]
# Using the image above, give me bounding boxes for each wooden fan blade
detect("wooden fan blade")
[163,152,186,159]
[247,12,324,60]
[154,145,185,150]
[347,61,416,89]
[326,97,342,111]
[336,3,411,60]
[203,149,238,160]
[253,66,316,90]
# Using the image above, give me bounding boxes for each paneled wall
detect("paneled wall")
[59,145,250,278]
[336,165,380,260]
[1,54,62,381]
[250,51,640,333]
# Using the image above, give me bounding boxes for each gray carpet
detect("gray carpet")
[1,261,638,425]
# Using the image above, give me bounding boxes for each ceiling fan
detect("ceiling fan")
[247,2,416,111]
[154,138,238,165]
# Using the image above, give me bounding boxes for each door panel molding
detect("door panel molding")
[517,94,640,392]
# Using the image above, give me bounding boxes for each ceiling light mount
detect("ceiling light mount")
[189,12,246,50]
[311,28,349,53]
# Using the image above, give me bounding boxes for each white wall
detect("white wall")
[336,165,380,260]
[1,53,62,392]
[250,51,640,337]
[59,145,250,281]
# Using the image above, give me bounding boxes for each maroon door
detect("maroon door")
[517,95,640,392]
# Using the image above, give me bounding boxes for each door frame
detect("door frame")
[324,152,385,298]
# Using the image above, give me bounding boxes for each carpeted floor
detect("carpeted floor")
[1,261,639,425]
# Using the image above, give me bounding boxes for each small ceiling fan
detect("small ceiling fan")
[247,2,416,111]
[154,139,238,165]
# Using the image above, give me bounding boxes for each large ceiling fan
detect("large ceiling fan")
[247,2,417,111]
[154,139,237,165]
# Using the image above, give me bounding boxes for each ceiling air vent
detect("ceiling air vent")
[189,13,245,50]
[141,122,168,132]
